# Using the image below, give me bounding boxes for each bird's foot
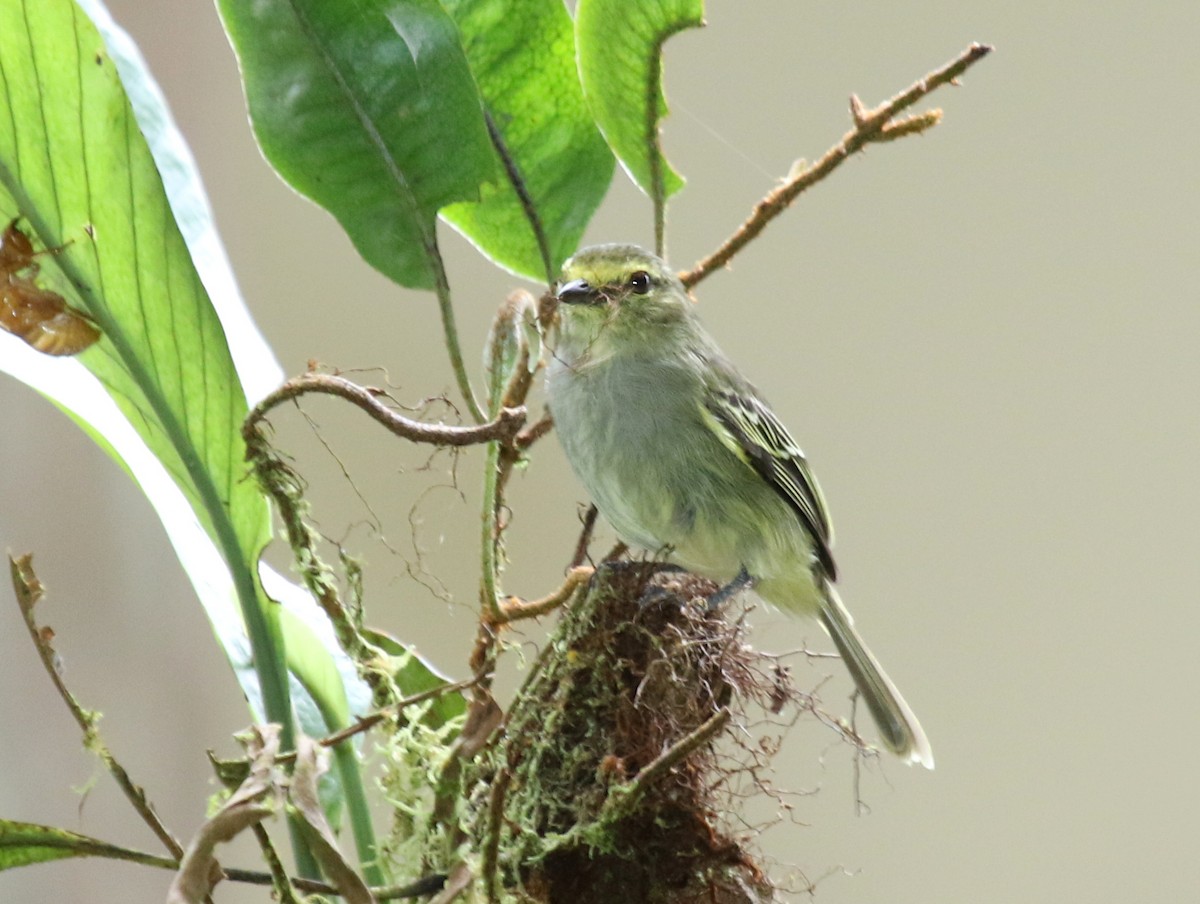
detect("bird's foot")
[705,566,756,612]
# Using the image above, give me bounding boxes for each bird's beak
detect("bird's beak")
[555,278,594,304]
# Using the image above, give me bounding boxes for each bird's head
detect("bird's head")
[553,244,691,358]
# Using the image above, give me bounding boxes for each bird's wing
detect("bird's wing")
[703,386,838,579]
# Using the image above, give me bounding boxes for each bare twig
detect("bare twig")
[221,868,446,900]
[318,678,480,748]
[595,707,732,825]
[9,555,185,860]
[466,620,501,694]
[499,566,594,622]
[514,411,554,450]
[681,42,993,288]
[0,841,441,902]
[243,371,524,449]
[569,504,599,569]
[873,108,944,141]
[494,410,553,500]
[603,540,629,563]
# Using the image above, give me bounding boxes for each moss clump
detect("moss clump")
[466,563,785,903]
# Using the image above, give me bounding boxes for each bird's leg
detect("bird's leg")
[705,566,756,612]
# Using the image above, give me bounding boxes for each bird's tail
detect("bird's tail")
[819,586,934,769]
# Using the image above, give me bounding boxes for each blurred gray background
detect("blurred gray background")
[2,2,1197,901]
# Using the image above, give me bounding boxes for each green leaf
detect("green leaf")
[363,627,467,729]
[0,0,297,742]
[216,0,497,290]
[440,0,614,282]
[0,0,265,565]
[575,0,704,240]
[0,3,400,879]
[0,819,170,872]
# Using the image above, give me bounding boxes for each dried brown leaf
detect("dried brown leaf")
[289,736,375,904]
[166,725,283,904]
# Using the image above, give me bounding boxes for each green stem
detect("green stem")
[330,739,385,887]
[433,258,485,423]
[284,630,384,886]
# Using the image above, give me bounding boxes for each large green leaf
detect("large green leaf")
[440,0,614,282]
[217,0,497,290]
[0,0,487,878]
[0,0,294,739]
[575,0,704,205]
[0,0,265,566]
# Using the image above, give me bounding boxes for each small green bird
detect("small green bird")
[546,243,933,768]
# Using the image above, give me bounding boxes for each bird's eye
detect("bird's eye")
[628,270,651,294]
